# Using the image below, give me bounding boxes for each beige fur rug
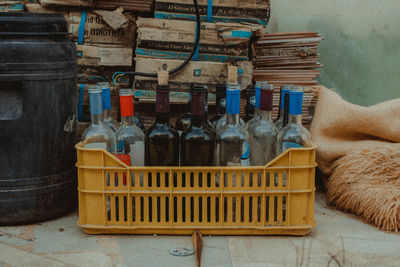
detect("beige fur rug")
[310,87,400,232]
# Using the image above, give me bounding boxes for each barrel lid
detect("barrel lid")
[0,13,69,36]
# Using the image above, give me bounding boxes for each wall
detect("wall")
[269,0,400,106]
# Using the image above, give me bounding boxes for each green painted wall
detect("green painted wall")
[269,0,400,106]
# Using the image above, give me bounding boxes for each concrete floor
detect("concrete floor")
[0,192,399,267]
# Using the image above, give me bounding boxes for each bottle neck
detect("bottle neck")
[103,109,112,121]
[226,113,240,126]
[121,115,134,127]
[155,88,170,125]
[260,110,272,122]
[246,105,255,116]
[289,114,302,125]
[216,95,226,114]
[191,91,206,128]
[91,113,104,125]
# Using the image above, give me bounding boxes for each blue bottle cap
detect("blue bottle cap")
[255,85,261,109]
[88,85,103,115]
[226,84,241,115]
[281,89,291,110]
[289,91,303,115]
[99,82,111,110]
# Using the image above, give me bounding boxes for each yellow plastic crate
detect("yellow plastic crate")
[76,143,317,236]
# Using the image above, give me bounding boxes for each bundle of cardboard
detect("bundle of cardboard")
[154,0,270,25]
[133,6,260,105]
[0,0,26,12]
[136,17,262,63]
[25,1,151,121]
[253,32,323,128]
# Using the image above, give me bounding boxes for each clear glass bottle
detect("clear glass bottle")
[277,89,313,154]
[243,83,256,122]
[249,85,279,166]
[246,81,268,133]
[98,82,119,132]
[210,84,226,126]
[217,84,250,166]
[116,89,145,166]
[215,99,246,135]
[274,84,292,129]
[181,85,215,166]
[82,85,116,152]
[145,84,179,166]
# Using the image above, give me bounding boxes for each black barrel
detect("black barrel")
[0,13,77,225]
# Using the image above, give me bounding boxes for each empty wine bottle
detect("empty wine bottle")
[248,85,279,165]
[281,92,291,129]
[215,99,246,134]
[134,113,146,131]
[277,88,313,154]
[246,81,269,133]
[217,84,249,166]
[145,84,179,166]
[243,83,256,122]
[98,82,119,131]
[82,85,116,152]
[210,84,226,126]
[175,90,192,135]
[116,89,145,166]
[203,85,215,132]
[181,85,215,166]
[275,84,292,129]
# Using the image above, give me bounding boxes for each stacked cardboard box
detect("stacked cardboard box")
[0,0,26,12]
[136,17,262,63]
[253,32,323,128]
[154,0,270,25]
[25,2,151,121]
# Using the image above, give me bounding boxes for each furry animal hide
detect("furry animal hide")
[326,147,400,232]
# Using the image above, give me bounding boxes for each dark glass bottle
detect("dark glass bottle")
[134,113,146,131]
[210,84,226,126]
[244,84,256,122]
[203,85,215,132]
[175,91,192,135]
[145,85,179,166]
[181,85,215,166]
[281,92,291,129]
[274,84,292,128]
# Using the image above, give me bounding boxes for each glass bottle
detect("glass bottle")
[175,91,192,135]
[210,84,226,126]
[217,84,250,166]
[215,97,246,135]
[116,89,145,166]
[243,83,256,122]
[134,112,146,131]
[82,85,116,152]
[249,86,279,166]
[203,85,215,133]
[246,81,268,133]
[274,84,292,129]
[145,84,179,166]
[98,82,119,131]
[281,92,291,129]
[181,85,215,166]
[277,89,313,154]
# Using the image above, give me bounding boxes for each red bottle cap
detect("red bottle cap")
[119,89,134,117]
[259,87,273,111]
